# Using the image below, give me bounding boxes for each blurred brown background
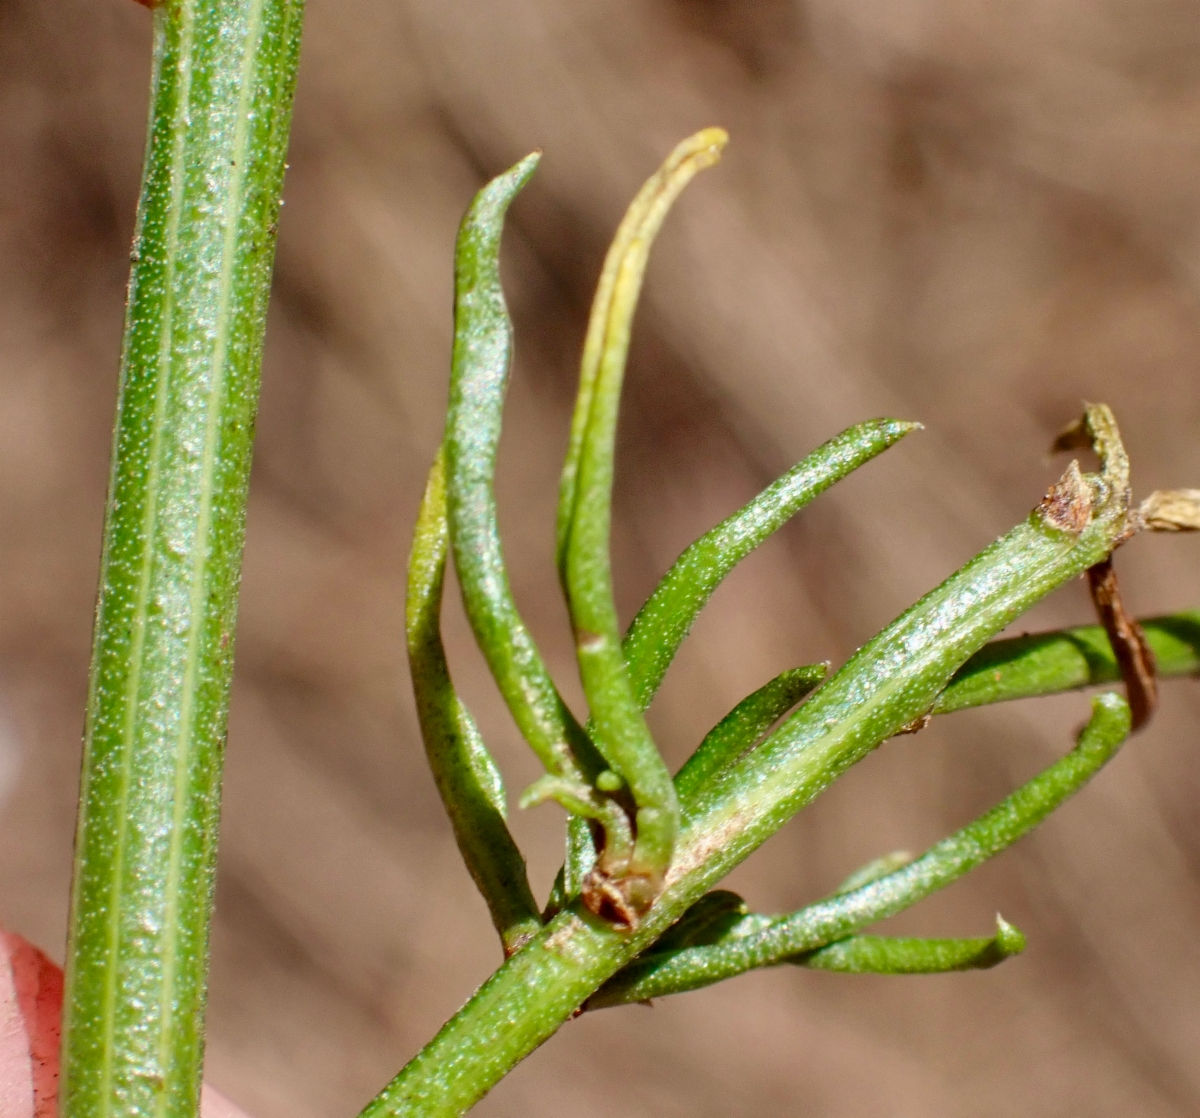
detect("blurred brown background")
[2,0,1200,1114]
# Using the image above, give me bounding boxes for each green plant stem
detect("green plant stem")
[545,605,1198,936]
[360,448,1131,1117]
[559,419,917,905]
[557,420,915,903]
[61,3,303,1116]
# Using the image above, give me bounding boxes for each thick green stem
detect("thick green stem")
[61,3,303,1116]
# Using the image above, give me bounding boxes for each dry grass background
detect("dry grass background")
[2,0,1200,1114]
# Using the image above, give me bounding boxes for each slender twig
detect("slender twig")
[1085,558,1158,729]
[61,3,304,1115]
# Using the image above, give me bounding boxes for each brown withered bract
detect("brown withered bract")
[1037,460,1093,535]
[581,867,656,930]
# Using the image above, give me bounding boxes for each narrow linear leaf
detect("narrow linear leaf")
[673,664,828,801]
[562,129,728,908]
[935,609,1200,714]
[444,153,568,777]
[833,851,914,896]
[794,915,1026,975]
[592,692,1129,1005]
[555,127,727,575]
[623,419,920,709]
[407,451,542,955]
[443,155,633,862]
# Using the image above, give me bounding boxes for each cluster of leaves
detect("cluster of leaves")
[57,3,1198,1101]
[399,126,1199,1045]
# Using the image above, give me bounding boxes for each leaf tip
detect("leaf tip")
[691,126,730,162]
[994,914,1027,957]
[1090,688,1132,720]
[513,150,543,181]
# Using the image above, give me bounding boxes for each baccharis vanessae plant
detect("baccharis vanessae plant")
[58,18,1200,1108]
[374,129,1200,1114]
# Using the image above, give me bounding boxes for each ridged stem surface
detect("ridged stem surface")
[61,3,303,1115]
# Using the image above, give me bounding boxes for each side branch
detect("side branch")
[362,408,1138,1116]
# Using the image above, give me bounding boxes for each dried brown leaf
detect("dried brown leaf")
[1139,489,1200,532]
